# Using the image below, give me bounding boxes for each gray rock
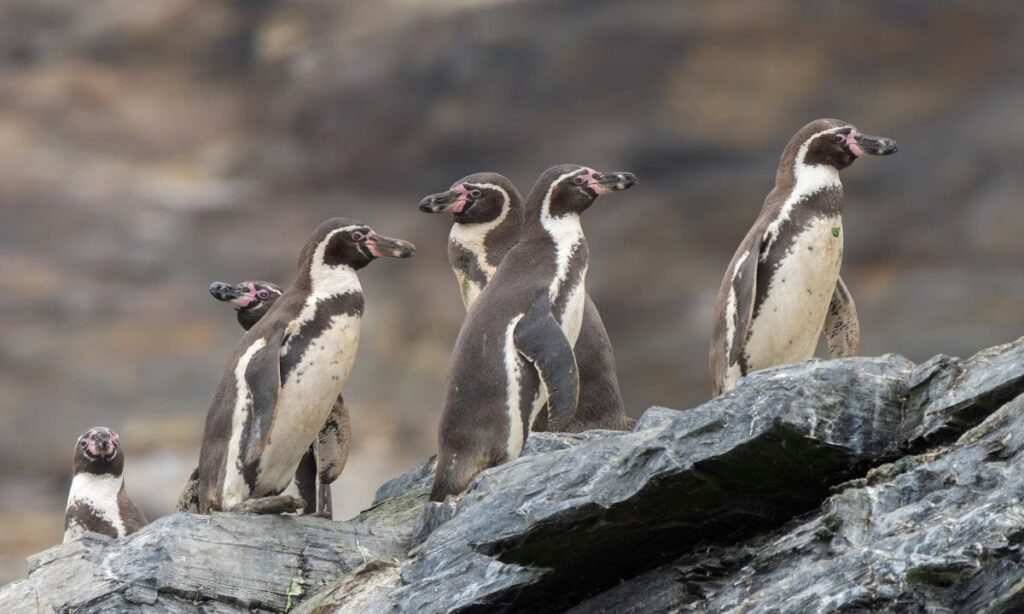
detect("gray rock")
[301,355,915,612]
[904,337,1024,446]
[13,341,1024,614]
[2,512,406,613]
[370,430,609,507]
[632,406,682,431]
[579,394,1024,613]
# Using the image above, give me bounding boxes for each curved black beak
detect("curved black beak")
[593,171,638,193]
[209,282,242,302]
[854,133,898,156]
[419,190,462,214]
[366,233,416,258]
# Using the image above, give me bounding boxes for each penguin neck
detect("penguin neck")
[305,257,362,300]
[772,132,844,212]
[522,194,584,248]
[449,204,522,274]
[761,152,845,258]
[237,309,262,331]
[67,471,123,506]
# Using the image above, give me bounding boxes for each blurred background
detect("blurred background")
[1,0,1022,584]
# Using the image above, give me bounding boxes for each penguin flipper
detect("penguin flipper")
[316,394,352,485]
[514,291,579,432]
[727,237,764,368]
[241,327,286,467]
[824,276,860,358]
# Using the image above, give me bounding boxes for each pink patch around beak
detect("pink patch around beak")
[229,283,257,309]
[450,185,470,213]
[365,230,380,258]
[845,130,866,157]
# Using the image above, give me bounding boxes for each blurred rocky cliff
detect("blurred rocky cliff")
[1,0,1022,583]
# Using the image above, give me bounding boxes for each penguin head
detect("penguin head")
[536,164,638,217]
[789,118,898,173]
[74,427,124,476]
[418,173,521,226]
[209,281,283,330]
[302,217,416,272]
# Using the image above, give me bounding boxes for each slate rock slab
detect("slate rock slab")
[301,355,915,613]
[1,512,406,613]
[904,336,1024,446]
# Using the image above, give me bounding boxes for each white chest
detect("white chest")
[259,313,361,493]
[745,216,843,370]
[64,473,125,542]
[450,225,498,279]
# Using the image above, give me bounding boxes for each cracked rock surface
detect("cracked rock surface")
[5,339,1024,613]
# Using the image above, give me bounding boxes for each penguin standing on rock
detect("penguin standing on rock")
[196,218,414,514]
[176,280,353,517]
[430,165,636,501]
[64,427,147,543]
[419,172,632,431]
[709,118,898,396]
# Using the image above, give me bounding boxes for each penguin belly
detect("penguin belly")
[64,473,125,542]
[744,217,843,371]
[256,315,361,496]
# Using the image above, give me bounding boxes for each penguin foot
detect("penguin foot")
[231,495,305,515]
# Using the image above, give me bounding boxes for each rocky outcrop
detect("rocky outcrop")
[4,339,1024,613]
[575,396,1024,613]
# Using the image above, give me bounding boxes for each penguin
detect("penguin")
[429,165,636,501]
[419,173,633,432]
[196,218,414,514]
[208,280,284,330]
[709,118,897,397]
[64,427,147,543]
[177,281,354,518]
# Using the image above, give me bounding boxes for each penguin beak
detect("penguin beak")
[848,132,898,157]
[209,282,242,302]
[419,190,467,214]
[591,171,638,194]
[365,233,416,259]
[87,433,116,459]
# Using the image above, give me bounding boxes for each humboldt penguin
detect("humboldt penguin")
[429,165,636,501]
[176,281,353,517]
[209,280,283,330]
[419,173,632,432]
[64,427,147,543]
[709,118,897,396]
[196,218,414,514]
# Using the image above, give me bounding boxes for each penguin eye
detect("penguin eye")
[572,176,586,186]
[833,134,845,143]
[351,231,365,242]
[79,440,87,448]
[257,290,270,299]
[469,189,482,199]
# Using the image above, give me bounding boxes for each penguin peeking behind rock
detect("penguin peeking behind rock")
[418,172,632,432]
[176,280,353,518]
[709,118,898,397]
[64,427,147,543]
[195,218,414,515]
[429,164,637,502]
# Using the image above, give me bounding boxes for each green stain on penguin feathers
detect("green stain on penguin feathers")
[831,227,840,238]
